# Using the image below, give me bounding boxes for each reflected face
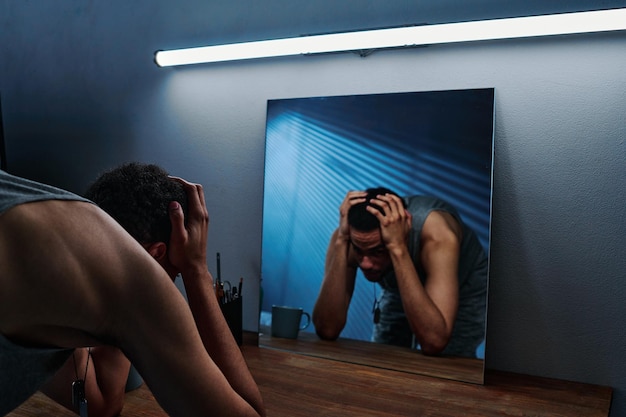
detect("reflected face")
[350,229,392,282]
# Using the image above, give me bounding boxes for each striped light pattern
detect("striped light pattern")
[261,89,494,343]
[155,8,626,66]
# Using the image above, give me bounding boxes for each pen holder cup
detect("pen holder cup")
[220,296,243,346]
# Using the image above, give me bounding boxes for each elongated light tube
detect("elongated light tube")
[155,8,626,67]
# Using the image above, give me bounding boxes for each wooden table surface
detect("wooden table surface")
[8,343,612,417]
[246,345,612,417]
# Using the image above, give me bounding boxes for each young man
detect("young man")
[0,167,265,416]
[313,188,487,358]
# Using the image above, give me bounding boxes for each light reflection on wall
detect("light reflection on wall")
[261,89,494,342]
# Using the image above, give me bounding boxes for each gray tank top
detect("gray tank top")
[1,169,90,214]
[372,195,488,358]
[0,170,90,414]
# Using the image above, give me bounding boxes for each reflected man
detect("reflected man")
[313,188,487,358]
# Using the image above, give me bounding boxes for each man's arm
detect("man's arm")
[369,194,460,355]
[167,178,265,416]
[312,191,365,340]
[312,229,358,340]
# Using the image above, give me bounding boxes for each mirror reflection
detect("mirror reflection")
[260,88,494,384]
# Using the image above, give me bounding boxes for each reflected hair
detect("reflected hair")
[347,187,405,231]
[84,162,188,244]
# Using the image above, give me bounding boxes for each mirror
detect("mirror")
[259,88,494,384]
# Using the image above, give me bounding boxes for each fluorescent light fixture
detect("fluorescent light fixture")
[155,8,626,67]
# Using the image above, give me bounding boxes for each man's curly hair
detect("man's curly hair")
[84,162,188,244]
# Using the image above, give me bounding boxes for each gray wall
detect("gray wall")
[2,1,625,415]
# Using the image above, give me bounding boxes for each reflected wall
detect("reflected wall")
[261,88,494,359]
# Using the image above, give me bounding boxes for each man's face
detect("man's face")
[350,228,392,282]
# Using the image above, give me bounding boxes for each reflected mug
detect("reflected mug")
[271,305,311,339]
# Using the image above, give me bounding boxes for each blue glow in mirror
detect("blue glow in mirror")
[260,88,494,380]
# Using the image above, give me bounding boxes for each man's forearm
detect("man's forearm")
[390,247,453,355]
[181,269,265,416]
[313,232,355,339]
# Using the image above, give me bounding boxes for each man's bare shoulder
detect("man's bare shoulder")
[422,210,462,243]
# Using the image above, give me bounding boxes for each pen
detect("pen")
[218,281,225,305]
[215,252,221,302]
[216,252,221,284]
[238,277,243,298]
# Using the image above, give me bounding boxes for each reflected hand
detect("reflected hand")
[367,193,411,251]
[167,176,209,277]
[338,191,367,240]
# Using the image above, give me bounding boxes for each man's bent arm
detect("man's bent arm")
[390,212,460,355]
[180,268,265,416]
[369,194,459,355]
[168,179,265,416]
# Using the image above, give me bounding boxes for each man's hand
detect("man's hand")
[337,191,367,240]
[366,193,412,252]
[167,176,209,278]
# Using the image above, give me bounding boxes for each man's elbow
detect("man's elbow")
[90,394,125,417]
[418,336,450,356]
[315,327,340,341]
[420,343,446,356]
[312,316,342,341]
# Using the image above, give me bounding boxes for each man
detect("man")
[0,167,265,417]
[313,188,487,358]
[42,162,192,416]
